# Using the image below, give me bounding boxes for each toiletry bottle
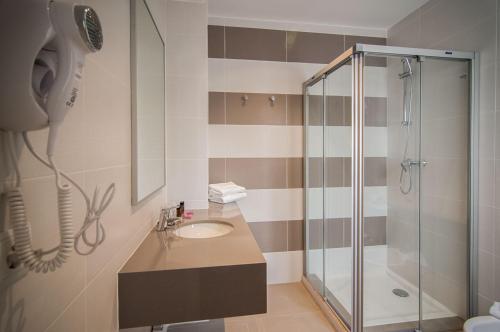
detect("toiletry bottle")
[179,201,184,217]
[176,201,185,218]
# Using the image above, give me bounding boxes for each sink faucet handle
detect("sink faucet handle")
[167,206,178,219]
[156,208,168,231]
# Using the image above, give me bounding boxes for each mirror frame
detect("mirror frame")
[130,0,166,205]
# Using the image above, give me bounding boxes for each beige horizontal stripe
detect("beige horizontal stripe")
[210,157,386,189]
[307,157,386,188]
[287,94,303,125]
[307,95,387,127]
[209,92,302,126]
[307,216,386,250]
[227,158,286,189]
[210,92,385,127]
[286,31,344,64]
[225,27,286,62]
[208,25,387,66]
[249,220,304,253]
[209,157,303,189]
[208,25,224,59]
[227,92,286,125]
[209,91,225,124]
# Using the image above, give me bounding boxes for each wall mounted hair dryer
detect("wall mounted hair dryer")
[0,0,115,273]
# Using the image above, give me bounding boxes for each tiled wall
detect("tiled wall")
[166,0,208,210]
[0,0,167,331]
[207,24,387,283]
[388,0,500,315]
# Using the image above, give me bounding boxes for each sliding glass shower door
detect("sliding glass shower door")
[305,53,355,325]
[364,54,422,330]
[305,76,325,296]
[304,44,477,332]
[323,61,353,325]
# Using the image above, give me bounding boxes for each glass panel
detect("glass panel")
[420,58,470,332]
[324,60,353,325]
[305,79,325,295]
[363,54,421,331]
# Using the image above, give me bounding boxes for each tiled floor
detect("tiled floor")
[224,283,335,332]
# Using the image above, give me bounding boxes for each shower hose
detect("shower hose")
[399,57,414,195]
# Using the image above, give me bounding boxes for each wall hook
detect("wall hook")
[269,95,276,106]
[241,95,249,105]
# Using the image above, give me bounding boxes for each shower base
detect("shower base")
[307,245,462,328]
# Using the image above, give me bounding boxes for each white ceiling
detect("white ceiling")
[208,0,428,31]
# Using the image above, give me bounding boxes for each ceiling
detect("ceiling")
[208,0,428,31]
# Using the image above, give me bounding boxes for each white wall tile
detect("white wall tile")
[167,159,208,209]
[166,34,208,77]
[45,292,86,332]
[364,127,388,157]
[84,60,131,170]
[166,0,207,36]
[0,234,86,332]
[209,59,388,96]
[85,0,131,83]
[419,0,496,51]
[208,58,226,92]
[263,251,303,284]
[167,116,208,159]
[208,125,303,158]
[166,0,209,209]
[167,75,209,119]
[308,126,387,158]
[308,186,387,219]
[237,189,303,222]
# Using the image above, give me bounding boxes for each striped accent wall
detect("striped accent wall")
[208,25,387,284]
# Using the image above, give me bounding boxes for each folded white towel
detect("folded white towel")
[208,189,245,198]
[208,182,246,196]
[209,192,247,204]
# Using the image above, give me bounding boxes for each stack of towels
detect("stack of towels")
[208,182,247,204]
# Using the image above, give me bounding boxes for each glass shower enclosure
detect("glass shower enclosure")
[303,44,478,332]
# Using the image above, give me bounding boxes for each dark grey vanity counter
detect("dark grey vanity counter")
[118,203,267,329]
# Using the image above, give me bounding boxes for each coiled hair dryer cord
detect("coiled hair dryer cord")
[6,132,73,273]
[5,131,115,273]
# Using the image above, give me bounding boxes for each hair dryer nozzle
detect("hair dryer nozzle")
[74,5,103,52]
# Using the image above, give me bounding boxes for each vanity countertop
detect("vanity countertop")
[120,202,265,273]
[118,202,267,329]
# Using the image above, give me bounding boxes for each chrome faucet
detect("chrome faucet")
[155,206,182,232]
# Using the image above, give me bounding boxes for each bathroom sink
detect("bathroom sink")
[174,220,234,239]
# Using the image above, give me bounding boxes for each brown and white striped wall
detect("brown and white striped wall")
[207,20,388,284]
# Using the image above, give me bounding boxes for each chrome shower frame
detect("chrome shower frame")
[303,43,479,332]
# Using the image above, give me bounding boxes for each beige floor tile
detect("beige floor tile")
[224,283,335,332]
[266,283,321,316]
[225,315,263,332]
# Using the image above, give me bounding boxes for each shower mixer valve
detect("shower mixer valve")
[400,159,428,171]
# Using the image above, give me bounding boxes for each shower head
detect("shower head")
[398,57,413,79]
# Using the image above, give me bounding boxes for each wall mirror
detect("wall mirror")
[131,0,166,204]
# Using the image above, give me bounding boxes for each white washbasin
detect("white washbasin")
[174,220,234,239]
